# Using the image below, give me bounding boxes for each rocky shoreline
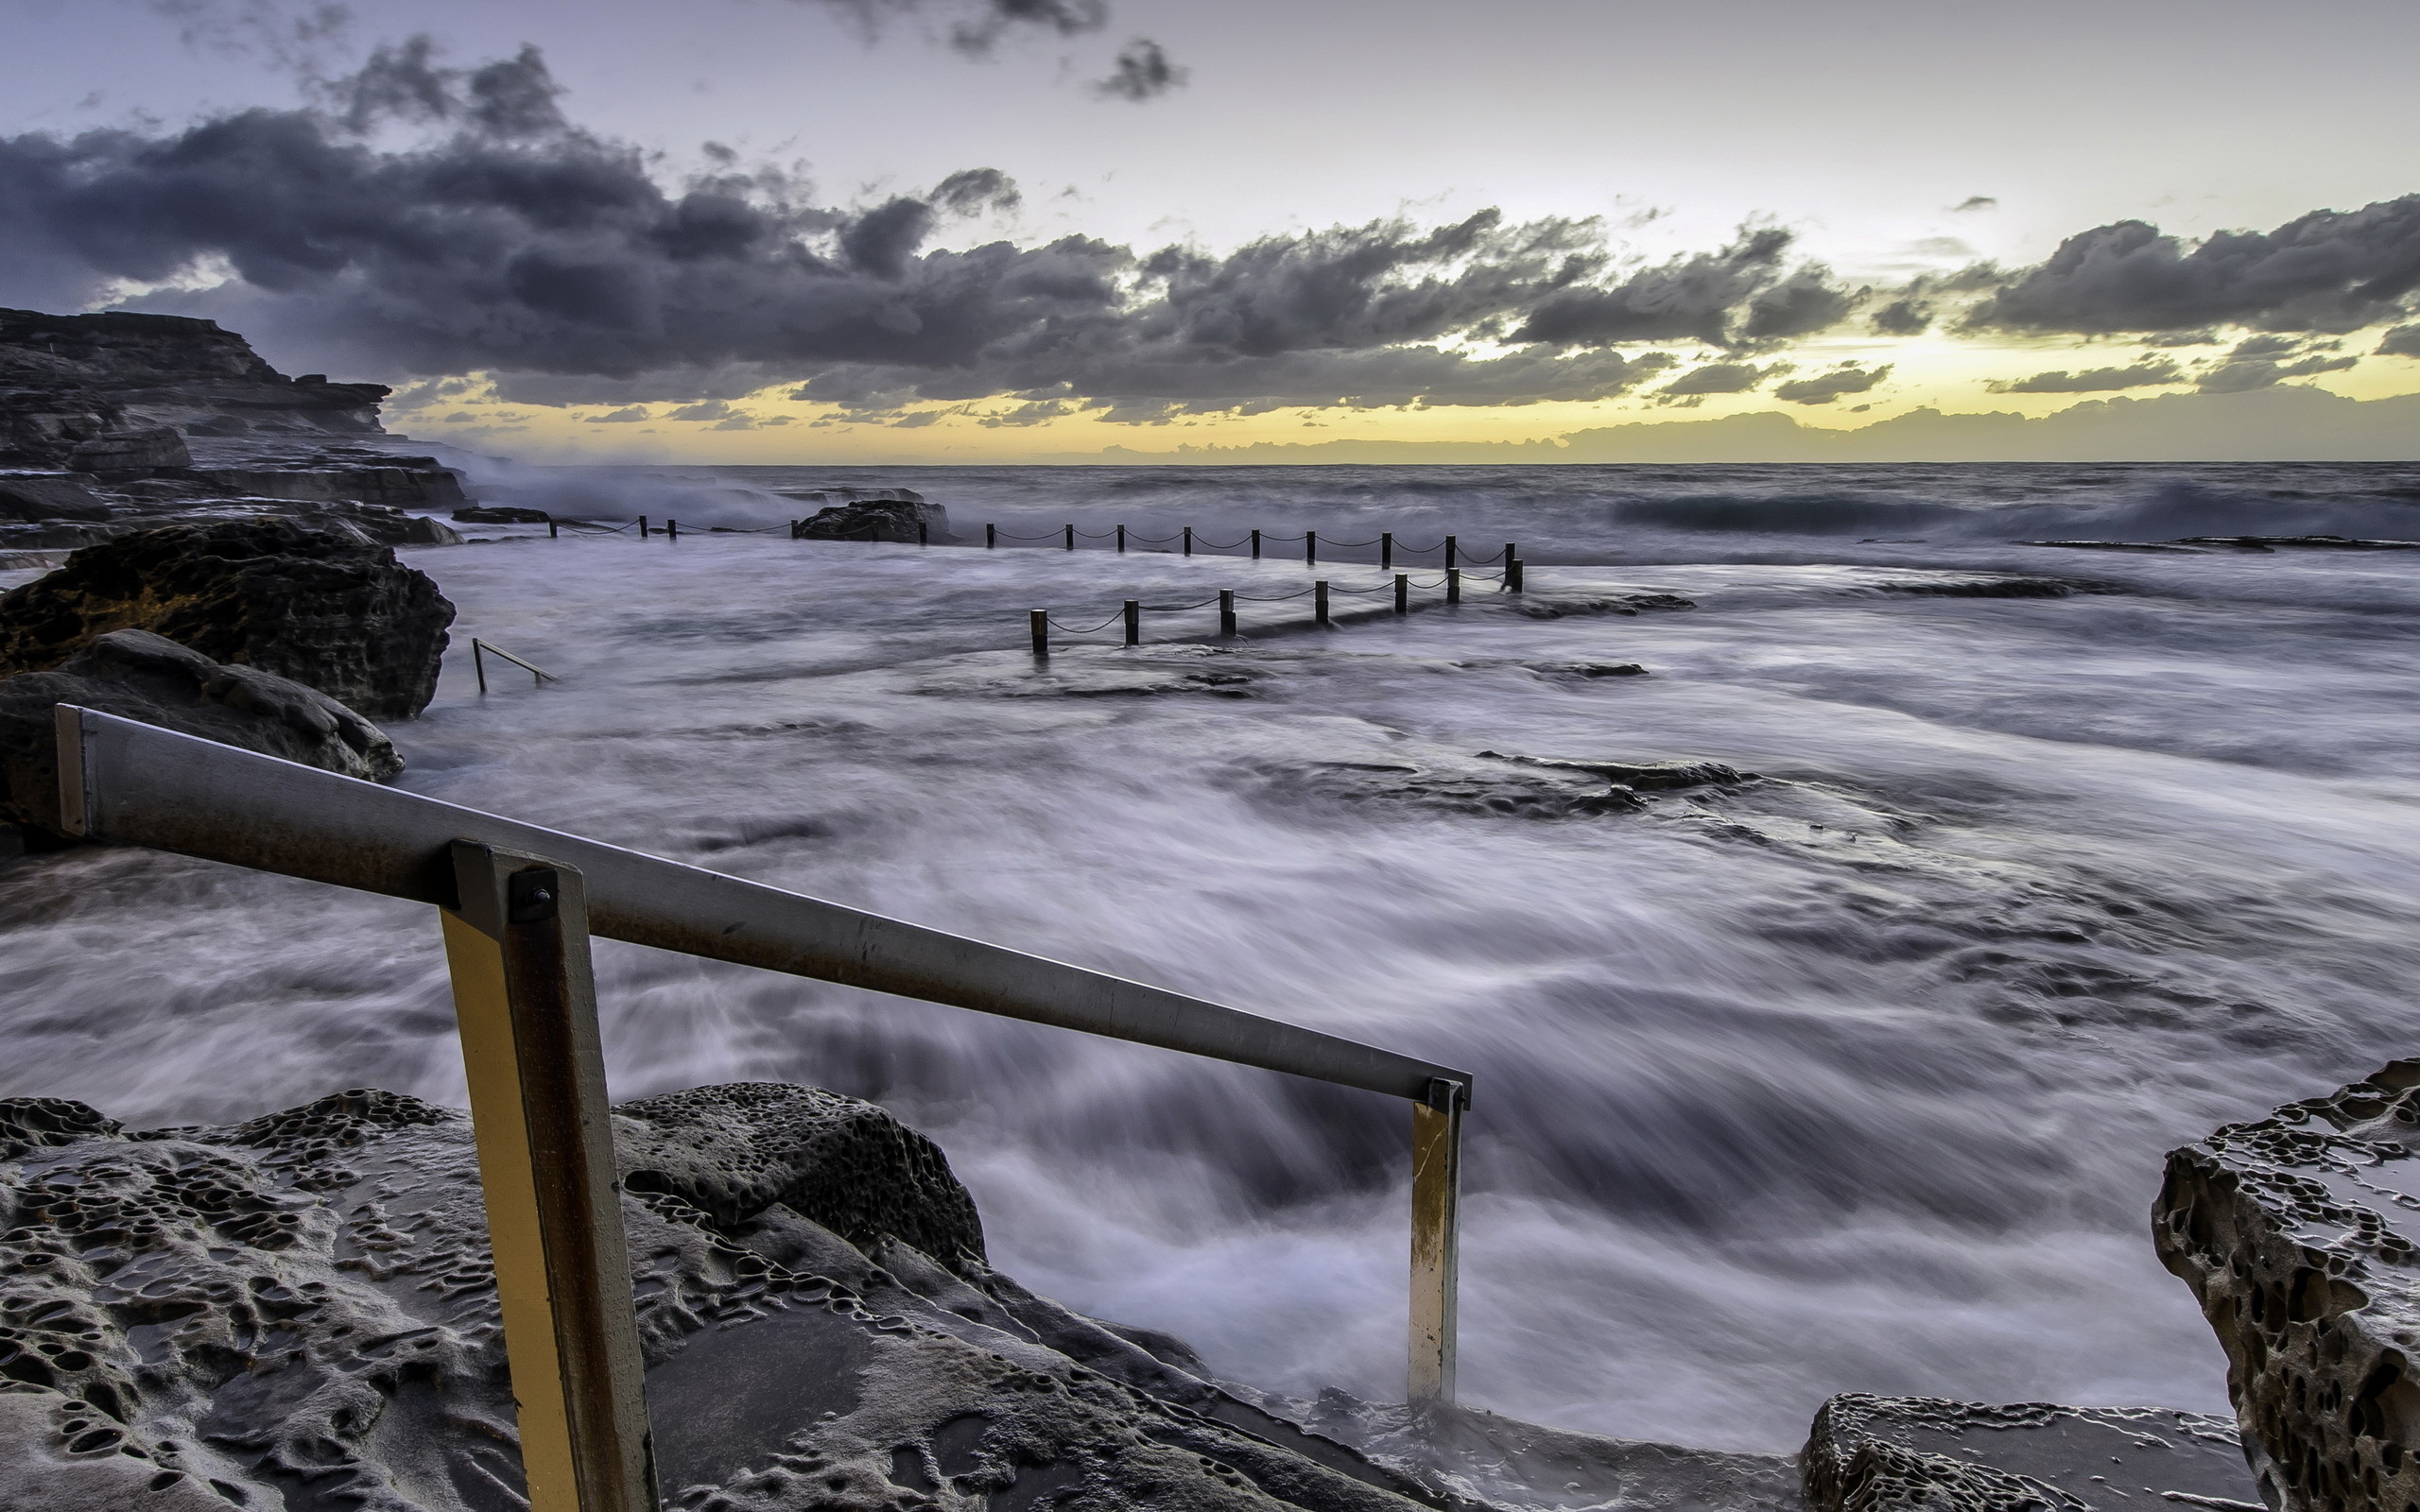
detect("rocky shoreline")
[23,1064,2406,1512]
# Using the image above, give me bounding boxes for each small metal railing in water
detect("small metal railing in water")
[472,638,559,695]
[51,705,1473,1512]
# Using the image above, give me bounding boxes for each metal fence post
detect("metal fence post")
[1314,579,1329,627]
[918,521,928,547]
[474,640,489,696]
[1124,600,1140,646]
[1183,527,1193,558]
[1381,531,1393,570]
[1506,556,1524,593]
[440,842,659,1512]
[1116,525,1126,553]
[637,516,648,539]
[1446,568,1461,605]
[1063,524,1075,551]
[548,520,560,539]
[1029,610,1049,657]
[1445,535,1457,569]
[1409,1076,1465,1417]
[1394,574,1409,614]
[1252,528,1262,559]
[1219,590,1236,637]
[666,519,678,541]
[1306,530,1318,568]
[987,524,997,549]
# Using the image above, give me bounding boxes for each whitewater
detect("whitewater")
[8,459,2420,1453]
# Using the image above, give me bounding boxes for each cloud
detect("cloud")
[2381,325,2420,358]
[1513,228,1855,349]
[931,167,1021,215]
[1985,359,2185,393]
[1658,362,1783,397]
[1095,39,1186,100]
[586,406,649,422]
[1772,364,1890,405]
[1869,298,1931,335]
[1968,196,2420,335]
[1,44,1785,415]
[2179,335,2357,394]
[922,0,1109,55]
[1952,197,1997,213]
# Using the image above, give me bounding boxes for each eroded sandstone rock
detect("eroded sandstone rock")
[1801,1394,2256,1512]
[2153,1058,2420,1512]
[0,519,455,719]
[0,627,403,841]
[0,1083,1450,1512]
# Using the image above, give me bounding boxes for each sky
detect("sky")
[4,0,2418,462]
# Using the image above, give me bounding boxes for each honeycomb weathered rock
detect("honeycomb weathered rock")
[2153,1057,2420,1512]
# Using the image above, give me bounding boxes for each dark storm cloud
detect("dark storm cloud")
[1869,298,1931,335]
[1985,359,2185,393]
[330,37,568,136]
[1512,229,1855,349]
[931,167,1021,215]
[0,43,1810,415]
[1772,364,1890,405]
[1096,39,1187,100]
[1967,196,2420,335]
[2380,325,2420,357]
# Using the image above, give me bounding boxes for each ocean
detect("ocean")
[9,459,2420,1452]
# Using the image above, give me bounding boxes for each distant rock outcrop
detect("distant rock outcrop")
[0,627,402,843]
[0,308,389,455]
[2154,1058,2420,1512]
[0,519,455,719]
[0,308,471,550]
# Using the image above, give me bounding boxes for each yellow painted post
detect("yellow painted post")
[1409,1076,1464,1417]
[441,841,659,1512]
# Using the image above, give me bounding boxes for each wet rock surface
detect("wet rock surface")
[1801,1395,2256,1512]
[0,519,455,720]
[1509,591,1698,620]
[792,494,950,543]
[0,627,403,842]
[2153,1058,2420,1512]
[0,1081,1768,1512]
[0,473,112,524]
[912,645,1263,700]
[1299,1399,1802,1512]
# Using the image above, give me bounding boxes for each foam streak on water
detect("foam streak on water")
[7,460,2420,1452]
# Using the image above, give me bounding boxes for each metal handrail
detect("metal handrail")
[472,637,557,694]
[51,705,1472,1509]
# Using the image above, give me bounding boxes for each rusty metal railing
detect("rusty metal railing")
[52,704,1473,1512]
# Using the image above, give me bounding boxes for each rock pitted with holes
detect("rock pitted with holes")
[0,1082,1463,1512]
[2154,1057,2420,1512]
